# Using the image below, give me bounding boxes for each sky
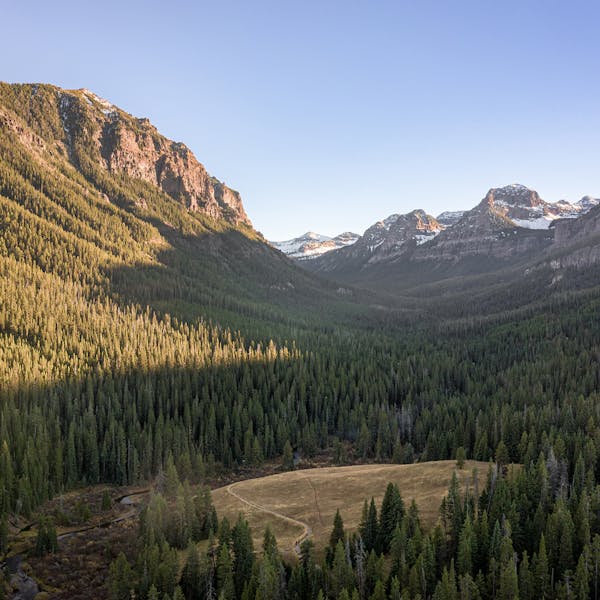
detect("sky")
[2,1,599,240]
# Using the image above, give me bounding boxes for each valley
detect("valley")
[1,81,600,600]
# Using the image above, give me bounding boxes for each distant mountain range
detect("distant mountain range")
[272,184,597,261]
[272,184,600,292]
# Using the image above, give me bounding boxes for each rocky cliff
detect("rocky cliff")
[0,83,250,226]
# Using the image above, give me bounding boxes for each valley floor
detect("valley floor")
[4,460,488,597]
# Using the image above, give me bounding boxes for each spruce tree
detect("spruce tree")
[359,498,379,554]
[378,482,404,553]
[330,509,345,550]
[232,514,254,599]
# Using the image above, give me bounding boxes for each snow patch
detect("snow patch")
[513,215,555,230]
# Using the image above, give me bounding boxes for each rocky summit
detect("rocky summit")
[0,83,250,226]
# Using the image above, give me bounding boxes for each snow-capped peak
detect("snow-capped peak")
[270,231,359,260]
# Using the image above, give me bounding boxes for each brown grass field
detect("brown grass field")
[212,460,489,558]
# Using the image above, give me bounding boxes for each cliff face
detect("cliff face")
[0,83,250,227]
[546,205,600,268]
[100,113,249,225]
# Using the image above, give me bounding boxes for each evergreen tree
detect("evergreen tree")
[35,516,58,556]
[282,440,294,471]
[232,514,254,599]
[108,552,133,600]
[457,514,475,576]
[330,509,346,551]
[378,482,404,553]
[180,543,201,600]
[574,548,590,600]
[331,540,353,598]
[216,543,234,600]
[518,550,534,600]
[533,534,551,600]
[360,498,379,554]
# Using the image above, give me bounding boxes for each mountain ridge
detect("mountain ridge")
[1,82,251,227]
[299,184,600,293]
[275,184,598,264]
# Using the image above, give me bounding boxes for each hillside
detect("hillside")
[3,83,600,600]
[0,83,376,331]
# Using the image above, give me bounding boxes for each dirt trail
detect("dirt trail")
[299,473,324,526]
[226,482,312,556]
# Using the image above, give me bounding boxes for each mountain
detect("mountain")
[3,84,250,226]
[291,185,597,271]
[436,210,465,227]
[472,183,592,229]
[0,82,359,330]
[311,209,443,273]
[304,184,600,292]
[271,231,359,260]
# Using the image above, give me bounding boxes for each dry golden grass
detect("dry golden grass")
[212,460,488,558]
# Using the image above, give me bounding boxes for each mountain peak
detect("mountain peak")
[0,82,251,227]
[484,184,543,209]
[270,231,359,260]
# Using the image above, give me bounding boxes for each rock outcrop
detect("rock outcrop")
[0,83,250,227]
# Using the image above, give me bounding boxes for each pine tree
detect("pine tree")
[533,534,551,600]
[216,543,234,600]
[282,440,294,471]
[331,540,352,597]
[108,552,133,600]
[368,580,386,600]
[495,441,510,469]
[164,455,180,497]
[180,543,201,600]
[497,529,518,600]
[574,547,590,600]
[101,489,112,511]
[330,509,345,550]
[518,550,534,600]
[378,482,404,553]
[458,573,480,600]
[232,514,254,599]
[359,498,379,554]
[457,514,475,576]
[35,516,58,556]
[262,525,279,561]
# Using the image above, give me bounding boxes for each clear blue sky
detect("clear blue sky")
[2,1,599,239]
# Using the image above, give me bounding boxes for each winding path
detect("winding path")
[226,482,312,556]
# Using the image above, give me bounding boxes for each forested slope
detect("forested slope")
[2,84,600,600]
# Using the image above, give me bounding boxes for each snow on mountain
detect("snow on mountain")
[436,211,465,227]
[482,185,599,230]
[275,187,599,264]
[271,231,360,260]
[576,196,600,211]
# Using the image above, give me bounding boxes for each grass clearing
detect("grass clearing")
[212,460,489,558]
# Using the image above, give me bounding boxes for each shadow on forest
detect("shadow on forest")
[104,220,402,334]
